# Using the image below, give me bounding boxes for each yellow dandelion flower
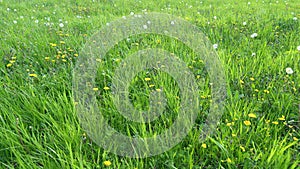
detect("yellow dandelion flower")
[278,115,285,121]
[272,121,279,125]
[248,113,257,118]
[239,146,245,152]
[29,74,37,77]
[62,59,67,62]
[156,88,162,92]
[103,160,112,167]
[200,95,206,99]
[93,88,99,91]
[263,89,270,94]
[254,89,259,92]
[45,57,50,61]
[196,75,201,79]
[156,39,161,44]
[244,120,251,126]
[103,86,110,90]
[51,43,57,47]
[226,122,232,126]
[201,143,207,149]
[240,80,244,84]
[144,78,151,81]
[60,41,65,44]
[6,63,12,67]
[250,77,255,81]
[293,137,298,141]
[149,84,155,87]
[232,133,237,137]
[226,158,232,163]
[74,54,79,57]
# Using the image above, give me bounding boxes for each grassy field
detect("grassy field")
[1,0,300,168]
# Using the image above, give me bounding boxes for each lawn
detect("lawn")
[0,0,299,168]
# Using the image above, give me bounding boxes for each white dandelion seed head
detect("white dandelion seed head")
[297,45,300,51]
[250,33,258,38]
[213,16,217,20]
[285,67,294,74]
[243,22,247,26]
[35,20,39,23]
[13,20,17,24]
[143,24,148,29]
[170,21,175,25]
[213,44,218,49]
[293,17,297,21]
[251,53,256,56]
[59,23,64,28]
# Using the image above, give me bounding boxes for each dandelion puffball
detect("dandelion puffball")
[285,67,293,74]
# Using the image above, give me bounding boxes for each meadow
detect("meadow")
[0,0,299,168]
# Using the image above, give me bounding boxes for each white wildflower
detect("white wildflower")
[285,67,293,74]
[250,33,258,38]
[213,44,218,49]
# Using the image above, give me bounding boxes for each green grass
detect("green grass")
[1,0,300,168]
